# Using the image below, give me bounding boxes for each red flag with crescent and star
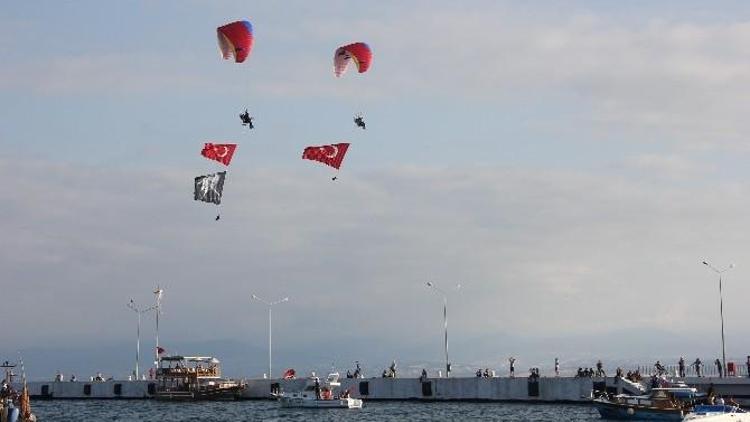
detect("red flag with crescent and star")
[201,143,237,166]
[302,143,350,170]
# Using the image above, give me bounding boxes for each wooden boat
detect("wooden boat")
[154,355,245,401]
[594,386,702,420]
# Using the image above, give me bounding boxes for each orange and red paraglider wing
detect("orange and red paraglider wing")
[217,20,254,63]
[334,42,372,77]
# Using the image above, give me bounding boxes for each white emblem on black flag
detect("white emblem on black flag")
[194,171,226,205]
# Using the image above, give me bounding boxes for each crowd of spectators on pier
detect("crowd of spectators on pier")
[381,360,398,378]
[44,353,750,383]
[575,367,597,378]
[345,361,363,379]
[475,368,495,378]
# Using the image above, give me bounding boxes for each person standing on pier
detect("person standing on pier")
[509,357,516,378]
[554,358,560,377]
[654,360,665,376]
[746,356,750,378]
[715,359,723,378]
[694,358,703,377]
[596,360,605,377]
[678,357,686,378]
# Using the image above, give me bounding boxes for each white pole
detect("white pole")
[136,311,141,379]
[427,282,460,378]
[154,287,163,366]
[128,299,155,379]
[268,306,273,378]
[252,295,288,379]
[703,261,734,376]
[443,295,449,377]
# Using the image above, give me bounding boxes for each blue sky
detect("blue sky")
[3,1,750,379]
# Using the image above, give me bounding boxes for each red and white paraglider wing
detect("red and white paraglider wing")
[217,20,254,63]
[333,42,372,77]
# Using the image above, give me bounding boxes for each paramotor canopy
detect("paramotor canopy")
[217,20,254,63]
[334,42,372,77]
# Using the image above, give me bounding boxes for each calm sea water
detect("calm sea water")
[32,400,601,421]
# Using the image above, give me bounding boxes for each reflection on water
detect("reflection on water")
[33,399,601,421]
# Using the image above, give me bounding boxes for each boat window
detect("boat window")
[114,383,122,395]
[83,384,92,395]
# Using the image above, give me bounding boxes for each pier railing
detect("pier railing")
[625,363,749,378]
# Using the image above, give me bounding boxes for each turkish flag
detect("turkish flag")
[302,143,350,170]
[201,143,237,166]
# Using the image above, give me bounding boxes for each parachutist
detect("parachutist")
[240,109,254,129]
[215,214,221,221]
[354,114,366,130]
[332,176,338,181]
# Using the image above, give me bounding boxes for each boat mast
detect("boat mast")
[154,286,164,367]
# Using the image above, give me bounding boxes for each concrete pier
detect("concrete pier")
[243,376,594,402]
[21,376,750,405]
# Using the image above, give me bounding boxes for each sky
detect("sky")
[3,0,750,380]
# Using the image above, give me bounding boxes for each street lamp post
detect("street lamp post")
[251,294,289,378]
[127,299,156,380]
[702,261,735,377]
[426,281,461,378]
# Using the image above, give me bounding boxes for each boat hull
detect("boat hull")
[155,386,244,401]
[279,397,363,409]
[595,400,684,421]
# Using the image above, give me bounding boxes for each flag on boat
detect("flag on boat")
[157,346,166,355]
[194,171,226,205]
[302,143,350,170]
[201,143,237,166]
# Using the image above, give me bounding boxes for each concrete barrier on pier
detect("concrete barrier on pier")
[24,380,154,399]
[243,376,594,402]
[23,375,750,404]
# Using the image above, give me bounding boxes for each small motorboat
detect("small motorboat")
[593,386,702,421]
[277,372,362,409]
[684,404,749,421]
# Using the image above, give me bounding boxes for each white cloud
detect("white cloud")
[624,154,704,179]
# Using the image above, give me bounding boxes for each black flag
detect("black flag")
[194,171,226,205]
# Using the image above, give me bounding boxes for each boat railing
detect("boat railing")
[610,394,685,409]
[157,367,220,378]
